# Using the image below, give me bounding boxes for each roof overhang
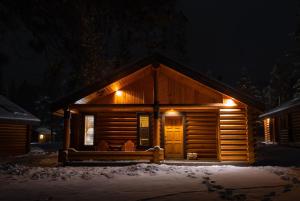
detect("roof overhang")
[52,54,264,115]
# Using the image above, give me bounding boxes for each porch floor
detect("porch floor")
[64,159,249,166]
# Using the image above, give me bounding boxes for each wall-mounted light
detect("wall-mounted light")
[115,90,123,97]
[165,109,180,116]
[223,98,237,106]
[39,134,44,140]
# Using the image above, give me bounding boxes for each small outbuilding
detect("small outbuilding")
[260,97,300,145]
[34,127,56,144]
[0,95,40,155]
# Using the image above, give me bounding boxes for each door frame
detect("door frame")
[161,112,186,159]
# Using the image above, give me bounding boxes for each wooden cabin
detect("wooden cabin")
[52,54,263,164]
[260,97,300,145]
[0,95,40,156]
[34,127,56,144]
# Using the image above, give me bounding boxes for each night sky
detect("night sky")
[1,0,298,88]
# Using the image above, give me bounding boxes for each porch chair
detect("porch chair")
[122,140,135,151]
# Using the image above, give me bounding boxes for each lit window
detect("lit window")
[138,114,150,147]
[84,115,94,145]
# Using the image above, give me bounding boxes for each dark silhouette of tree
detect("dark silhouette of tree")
[0,0,187,91]
[236,67,262,101]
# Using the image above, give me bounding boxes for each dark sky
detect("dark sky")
[1,0,298,89]
[181,0,297,86]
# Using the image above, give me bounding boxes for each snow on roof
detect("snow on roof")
[0,95,40,124]
[259,97,300,118]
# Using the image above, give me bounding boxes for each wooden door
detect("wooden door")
[164,116,183,159]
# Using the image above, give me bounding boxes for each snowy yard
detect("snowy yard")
[1,144,300,201]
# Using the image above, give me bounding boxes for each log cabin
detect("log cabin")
[260,97,300,145]
[52,54,263,164]
[0,95,40,155]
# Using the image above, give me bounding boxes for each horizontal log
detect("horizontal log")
[98,127,136,131]
[186,144,216,149]
[220,145,248,150]
[220,130,247,135]
[100,136,137,140]
[220,156,247,161]
[97,122,137,126]
[220,140,248,145]
[220,135,248,140]
[186,135,216,140]
[221,151,248,155]
[220,125,247,130]
[187,149,217,153]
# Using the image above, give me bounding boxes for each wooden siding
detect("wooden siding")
[292,111,300,143]
[95,112,138,150]
[0,123,29,155]
[158,66,223,104]
[279,129,289,144]
[264,118,271,142]
[93,72,153,104]
[185,110,218,159]
[219,108,248,161]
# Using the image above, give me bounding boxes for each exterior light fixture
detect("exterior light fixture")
[165,109,180,116]
[115,90,123,97]
[223,98,237,106]
[39,134,44,140]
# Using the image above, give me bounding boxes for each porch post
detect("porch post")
[152,63,160,147]
[63,108,71,151]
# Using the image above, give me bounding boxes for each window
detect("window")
[138,114,150,147]
[84,115,94,145]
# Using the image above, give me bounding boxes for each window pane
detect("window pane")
[84,115,94,145]
[139,115,149,146]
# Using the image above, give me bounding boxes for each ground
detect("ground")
[1,143,300,201]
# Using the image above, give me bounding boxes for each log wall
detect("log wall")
[219,108,248,161]
[95,112,138,150]
[291,111,300,143]
[264,118,271,142]
[0,123,29,155]
[185,110,218,159]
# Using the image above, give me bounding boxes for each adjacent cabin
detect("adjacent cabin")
[33,127,56,144]
[52,54,263,164]
[0,95,40,155]
[260,97,300,145]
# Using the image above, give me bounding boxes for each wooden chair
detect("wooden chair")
[122,140,135,151]
[96,140,109,151]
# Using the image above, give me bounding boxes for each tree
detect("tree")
[1,0,188,90]
[236,67,262,101]
[293,78,300,98]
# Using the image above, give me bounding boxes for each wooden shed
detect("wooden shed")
[52,54,263,164]
[0,95,40,156]
[260,97,300,145]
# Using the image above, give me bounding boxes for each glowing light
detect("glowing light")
[115,90,123,97]
[165,109,180,116]
[223,99,237,106]
[39,134,44,140]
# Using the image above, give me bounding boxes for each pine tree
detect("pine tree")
[236,67,262,101]
[293,78,300,98]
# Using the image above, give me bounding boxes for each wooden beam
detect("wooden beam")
[152,65,160,147]
[63,109,71,150]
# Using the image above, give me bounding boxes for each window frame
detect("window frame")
[137,113,152,149]
[83,114,95,146]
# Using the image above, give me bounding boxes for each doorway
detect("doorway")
[164,116,184,159]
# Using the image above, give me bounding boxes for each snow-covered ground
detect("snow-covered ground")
[0,144,300,201]
[0,163,300,201]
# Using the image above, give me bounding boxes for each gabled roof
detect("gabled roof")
[259,97,300,118]
[52,54,264,113]
[0,95,40,125]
